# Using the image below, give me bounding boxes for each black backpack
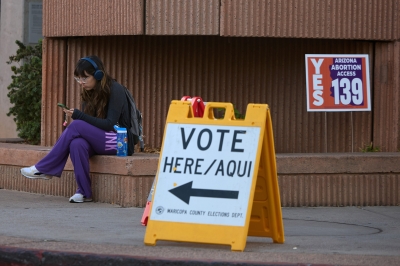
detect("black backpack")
[124,87,144,152]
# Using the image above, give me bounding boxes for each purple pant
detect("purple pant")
[35,120,117,198]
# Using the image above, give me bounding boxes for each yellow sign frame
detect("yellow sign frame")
[144,101,284,251]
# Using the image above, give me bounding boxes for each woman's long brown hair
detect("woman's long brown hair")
[74,56,111,118]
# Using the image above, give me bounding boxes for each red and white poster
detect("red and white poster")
[305,54,371,112]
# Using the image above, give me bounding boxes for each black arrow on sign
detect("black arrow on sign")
[168,181,239,204]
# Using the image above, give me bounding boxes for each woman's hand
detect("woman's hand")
[62,108,74,127]
[63,108,74,117]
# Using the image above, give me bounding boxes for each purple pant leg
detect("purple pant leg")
[69,138,95,198]
[35,120,117,198]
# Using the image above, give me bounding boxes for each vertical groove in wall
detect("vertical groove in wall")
[43,0,144,37]
[43,36,373,152]
[278,174,400,207]
[220,0,399,40]
[146,0,219,35]
[373,42,400,152]
[41,38,68,146]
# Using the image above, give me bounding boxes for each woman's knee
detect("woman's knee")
[70,138,90,151]
[68,120,87,129]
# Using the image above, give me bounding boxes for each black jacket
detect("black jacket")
[71,81,134,155]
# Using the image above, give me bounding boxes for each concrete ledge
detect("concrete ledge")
[0,143,399,207]
[277,153,400,207]
[277,152,400,174]
[0,143,159,176]
[0,143,158,207]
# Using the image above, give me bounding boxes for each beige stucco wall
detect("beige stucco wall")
[0,0,25,138]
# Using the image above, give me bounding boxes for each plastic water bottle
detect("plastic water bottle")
[114,125,128,157]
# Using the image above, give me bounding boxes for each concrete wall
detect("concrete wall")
[1,142,399,207]
[0,0,24,138]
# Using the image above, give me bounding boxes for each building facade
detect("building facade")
[39,0,400,153]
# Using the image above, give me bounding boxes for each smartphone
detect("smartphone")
[57,103,69,109]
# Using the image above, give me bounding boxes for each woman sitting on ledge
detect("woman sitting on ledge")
[20,55,133,203]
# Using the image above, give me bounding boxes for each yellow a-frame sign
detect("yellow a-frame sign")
[144,101,284,251]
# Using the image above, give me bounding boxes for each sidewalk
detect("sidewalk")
[0,189,399,266]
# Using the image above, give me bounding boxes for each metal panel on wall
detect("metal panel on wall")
[146,0,220,35]
[43,0,144,37]
[43,36,373,153]
[220,0,400,40]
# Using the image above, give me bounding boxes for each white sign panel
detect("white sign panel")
[151,124,261,227]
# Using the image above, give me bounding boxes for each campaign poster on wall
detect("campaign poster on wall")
[305,54,371,112]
